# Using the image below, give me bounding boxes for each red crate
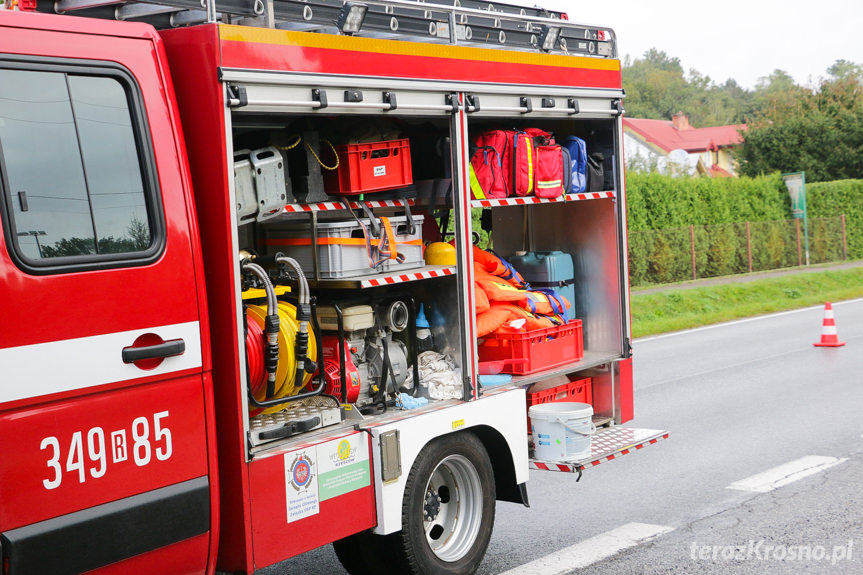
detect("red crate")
[478,320,583,375]
[526,377,592,432]
[325,138,413,195]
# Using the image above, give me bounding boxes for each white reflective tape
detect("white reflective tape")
[0,321,203,403]
[822,326,838,335]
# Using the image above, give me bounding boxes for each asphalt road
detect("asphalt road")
[265,299,863,574]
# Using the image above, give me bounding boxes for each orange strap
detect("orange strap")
[266,237,421,247]
[379,217,398,261]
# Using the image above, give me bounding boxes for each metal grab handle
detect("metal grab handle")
[122,339,186,364]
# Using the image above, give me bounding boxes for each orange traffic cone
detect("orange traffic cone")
[814,302,846,347]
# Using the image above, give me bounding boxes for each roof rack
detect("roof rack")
[24,0,616,57]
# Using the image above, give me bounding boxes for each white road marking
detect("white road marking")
[635,298,862,343]
[727,455,848,493]
[497,522,674,575]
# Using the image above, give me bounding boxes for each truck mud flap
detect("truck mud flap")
[1,477,209,575]
[529,427,668,475]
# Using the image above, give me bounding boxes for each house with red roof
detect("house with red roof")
[623,114,746,177]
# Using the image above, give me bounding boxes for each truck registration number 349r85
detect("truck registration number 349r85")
[40,411,173,490]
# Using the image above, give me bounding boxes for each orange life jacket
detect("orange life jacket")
[474,280,491,314]
[472,246,528,288]
[489,303,565,332]
[524,290,570,316]
[475,271,528,305]
[476,306,512,337]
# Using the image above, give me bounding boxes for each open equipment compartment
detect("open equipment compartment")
[466,96,632,426]
[227,97,473,451]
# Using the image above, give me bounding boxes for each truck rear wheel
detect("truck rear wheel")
[396,431,496,575]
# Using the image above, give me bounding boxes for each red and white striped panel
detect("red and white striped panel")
[569,191,616,201]
[529,428,669,473]
[360,267,454,288]
[282,199,415,213]
[470,191,615,208]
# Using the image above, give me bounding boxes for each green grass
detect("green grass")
[631,268,863,338]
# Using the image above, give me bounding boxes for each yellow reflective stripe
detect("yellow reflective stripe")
[526,138,534,194]
[537,180,562,188]
[469,164,487,199]
[218,25,621,72]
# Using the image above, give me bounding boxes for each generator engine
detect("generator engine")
[320,303,411,407]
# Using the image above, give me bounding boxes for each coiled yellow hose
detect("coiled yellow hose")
[246,302,318,415]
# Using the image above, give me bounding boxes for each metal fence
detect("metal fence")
[628,216,848,287]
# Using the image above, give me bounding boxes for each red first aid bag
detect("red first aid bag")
[470,130,509,199]
[534,143,566,198]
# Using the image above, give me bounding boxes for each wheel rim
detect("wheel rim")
[421,454,483,562]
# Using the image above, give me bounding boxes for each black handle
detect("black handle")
[258,416,321,441]
[122,339,186,364]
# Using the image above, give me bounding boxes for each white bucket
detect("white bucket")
[529,402,594,461]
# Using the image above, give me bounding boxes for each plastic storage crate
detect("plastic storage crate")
[324,139,413,195]
[526,377,592,432]
[478,320,583,375]
[266,214,424,278]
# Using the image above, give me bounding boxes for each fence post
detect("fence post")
[841,214,848,260]
[796,218,802,267]
[746,221,752,273]
[690,224,696,280]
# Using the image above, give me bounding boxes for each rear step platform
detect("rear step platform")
[530,427,668,473]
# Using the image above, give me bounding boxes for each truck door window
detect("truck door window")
[0,65,161,271]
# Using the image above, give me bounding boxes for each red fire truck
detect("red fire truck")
[0,1,666,573]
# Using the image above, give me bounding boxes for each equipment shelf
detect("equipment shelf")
[307,265,455,289]
[530,427,669,473]
[470,191,615,209]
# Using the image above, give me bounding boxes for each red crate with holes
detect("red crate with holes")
[478,320,583,375]
[526,377,592,432]
[325,138,412,195]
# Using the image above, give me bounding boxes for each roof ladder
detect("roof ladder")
[29,0,617,57]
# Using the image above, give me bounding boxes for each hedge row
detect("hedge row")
[628,217,846,286]
[624,173,862,285]
[808,179,863,259]
[625,172,790,230]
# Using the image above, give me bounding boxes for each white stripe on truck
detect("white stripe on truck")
[0,321,203,403]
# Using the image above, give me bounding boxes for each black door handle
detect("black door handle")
[122,338,186,364]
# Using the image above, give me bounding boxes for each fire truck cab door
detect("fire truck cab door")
[0,18,211,575]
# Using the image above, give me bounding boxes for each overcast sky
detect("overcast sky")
[532,0,863,89]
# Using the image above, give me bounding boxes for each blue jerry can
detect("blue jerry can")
[507,251,576,320]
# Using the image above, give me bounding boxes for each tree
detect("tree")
[622,49,752,127]
[622,49,690,120]
[736,60,863,181]
[827,60,863,83]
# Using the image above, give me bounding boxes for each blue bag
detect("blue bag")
[561,145,572,194]
[563,136,588,194]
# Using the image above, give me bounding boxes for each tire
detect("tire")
[395,432,496,575]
